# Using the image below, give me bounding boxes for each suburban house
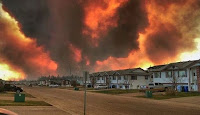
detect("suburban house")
[0,79,4,87]
[89,68,151,89]
[38,75,83,86]
[148,60,200,92]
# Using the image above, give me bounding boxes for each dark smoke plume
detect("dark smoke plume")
[2,0,148,76]
[144,0,200,64]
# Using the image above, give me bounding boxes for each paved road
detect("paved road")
[24,87,200,115]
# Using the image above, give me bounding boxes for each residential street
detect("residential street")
[24,87,200,115]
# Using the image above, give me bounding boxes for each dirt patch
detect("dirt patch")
[165,96,200,105]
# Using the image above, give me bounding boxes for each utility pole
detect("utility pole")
[83,71,88,115]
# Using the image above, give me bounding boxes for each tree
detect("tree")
[71,80,77,87]
[106,75,111,88]
[90,75,96,88]
[167,66,184,95]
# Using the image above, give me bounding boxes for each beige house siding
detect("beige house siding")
[129,75,149,89]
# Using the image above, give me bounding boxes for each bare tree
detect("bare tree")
[169,73,183,91]
[106,75,111,88]
[167,66,184,95]
[90,75,96,88]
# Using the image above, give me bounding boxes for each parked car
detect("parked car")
[140,85,147,89]
[94,85,108,89]
[148,83,155,89]
[49,84,59,88]
[3,84,23,92]
[147,83,171,91]
[14,87,23,93]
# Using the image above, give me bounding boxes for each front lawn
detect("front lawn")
[138,92,200,100]
[0,100,51,106]
[0,92,35,98]
[92,89,140,95]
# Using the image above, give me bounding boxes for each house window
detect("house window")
[113,76,116,80]
[193,73,196,76]
[97,77,100,80]
[131,76,137,80]
[145,76,148,80]
[179,71,186,77]
[121,76,124,80]
[166,71,172,78]
[102,77,104,80]
[174,71,178,77]
[124,75,128,80]
[118,76,121,80]
[154,72,161,78]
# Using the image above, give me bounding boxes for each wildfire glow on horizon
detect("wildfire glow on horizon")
[1,0,200,80]
[0,3,57,80]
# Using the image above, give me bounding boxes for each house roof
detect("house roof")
[148,59,200,72]
[90,68,151,77]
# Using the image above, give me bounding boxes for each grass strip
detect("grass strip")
[0,92,35,98]
[92,89,140,95]
[0,100,51,106]
[137,92,200,100]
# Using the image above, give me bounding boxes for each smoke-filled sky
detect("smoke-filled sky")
[0,0,200,80]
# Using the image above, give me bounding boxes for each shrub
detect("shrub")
[165,88,176,96]
[71,80,77,87]
[0,86,4,92]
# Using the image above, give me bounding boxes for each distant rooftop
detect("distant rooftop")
[90,68,150,76]
[148,59,200,71]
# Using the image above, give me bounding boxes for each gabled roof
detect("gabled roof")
[103,71,115,76]
[90,68,151,76]
[148,59,200,72]
[114,68,150,75]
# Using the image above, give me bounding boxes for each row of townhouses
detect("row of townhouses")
[89,59,200,92]
[89,68,151,89]
[38,76,84,86]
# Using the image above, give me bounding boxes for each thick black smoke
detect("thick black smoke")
[145,24,183,63]
[144,0,200,64]
[2,0,50,46]
[92,0,148,59]
[2,0,148,76]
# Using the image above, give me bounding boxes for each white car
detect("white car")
[140,85,147,89]
[147,83,172,91]
[94,85,108,89]
[49,84,59,88]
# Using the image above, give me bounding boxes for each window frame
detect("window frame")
[124,75,128,80]
[166,71,172,78]
[145,76,148,80]
[179,70,186,77]
[131,76,137,80]
[154,72,161,78]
